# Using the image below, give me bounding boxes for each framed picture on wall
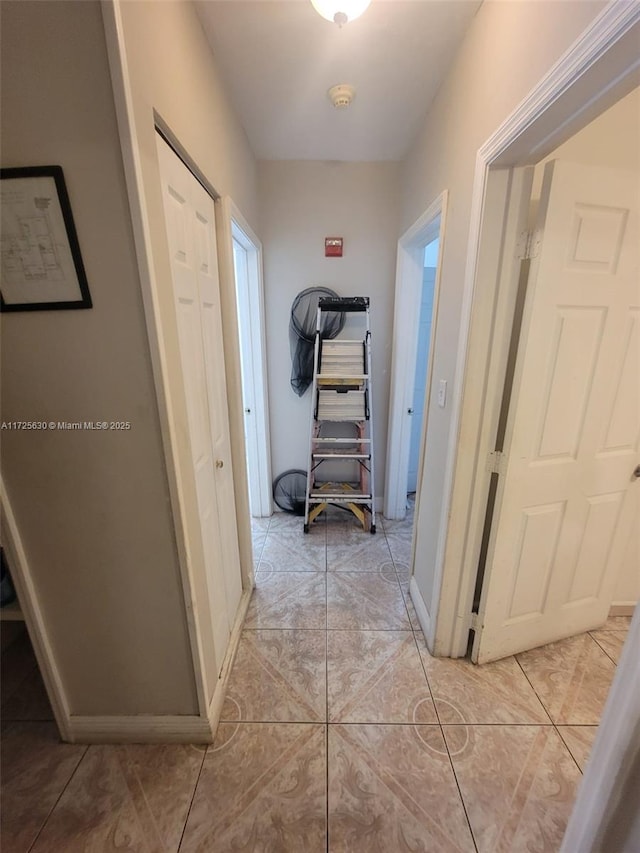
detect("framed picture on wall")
[0,165,92,312]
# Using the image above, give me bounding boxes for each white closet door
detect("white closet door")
[156,134,242,675]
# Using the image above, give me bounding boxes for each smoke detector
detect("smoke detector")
[328,84,355,109]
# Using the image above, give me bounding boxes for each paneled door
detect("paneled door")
[156,134,242,675]
[474,160,639,663]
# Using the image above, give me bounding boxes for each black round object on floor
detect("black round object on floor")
[273,469,308,516]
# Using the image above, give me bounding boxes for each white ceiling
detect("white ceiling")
[195,0,482,161]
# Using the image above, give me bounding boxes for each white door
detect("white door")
[156,135,242,673]
[232,237,259,515]
[474,160,640,664]
[407,263,436,492]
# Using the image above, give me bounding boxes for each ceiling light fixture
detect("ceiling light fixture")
[311,0,371,26]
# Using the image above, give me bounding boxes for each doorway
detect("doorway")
[407,237,439,494]
[432,81,640,663]
[474,155,639,663]
[385,194,446,521]
[228,205,272,518]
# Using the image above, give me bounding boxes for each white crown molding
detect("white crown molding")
[481,0,640,162]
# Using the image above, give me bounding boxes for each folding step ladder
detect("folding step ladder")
[304,296,376,533]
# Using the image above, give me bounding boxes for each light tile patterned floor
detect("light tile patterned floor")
[0,506,632,852]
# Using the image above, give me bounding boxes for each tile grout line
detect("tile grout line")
[248,515,607,848]
[440,734,480,853]
[512,655,589,777]
[588,631,621,667]
[176,744,208,852]
[554,724,587,777]
[218,717,572,727]
[245,626,426,631]
[515,647,615,778]
[413,634,480,853]
[325,518,330,853]
[26,741,89,853]
[513,655,555,725]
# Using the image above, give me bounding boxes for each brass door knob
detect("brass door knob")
[215,459,224,469]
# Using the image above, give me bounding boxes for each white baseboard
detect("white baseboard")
[409,576,432,649]
[207,586,252,729]
[68,714,214,744]
[609,603,636,617]
[59,589,255,745]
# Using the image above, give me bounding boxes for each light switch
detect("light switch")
[437,379,447,408]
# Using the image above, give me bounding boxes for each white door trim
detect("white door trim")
[1,477,72,741]
[385,191,447,520]
[102,0,215,723]
[223,197,272,517]
[433,1,640,660]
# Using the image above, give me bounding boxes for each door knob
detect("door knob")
[633,464,640,480]
[216,459,224,469]
[407,408,414,415]
[245,408,251,414]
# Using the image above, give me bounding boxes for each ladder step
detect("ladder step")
[310,493,372,501]
[310,484,371,498]
[318,296,369,312]
[313,437,370,444]
[317,380,364,390]
[317,374,368,380]
[312,452,370,459]
[317,390,366,420]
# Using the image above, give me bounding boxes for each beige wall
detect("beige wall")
[400,0,609,620]
[258,160,400,502]
[1,0,261,719]
[0,1,197,715]
[118,1,259,230]
[532,85,640,199]
[115,0,260,693]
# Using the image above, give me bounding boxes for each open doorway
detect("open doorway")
[227,205,272,519]
[389,78,639,850]
[407,237,439,495]
[385,193,447,521]
[471,152,639,665]
[433,82,640,663]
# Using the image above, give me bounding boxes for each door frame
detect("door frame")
[1,477,72,741]
[385,191,447,520]
[431,2,640,660]
[102,2,252,736]
[223,198,272,517]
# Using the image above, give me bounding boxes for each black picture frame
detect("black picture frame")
[0,165,92,312]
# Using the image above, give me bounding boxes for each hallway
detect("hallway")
[1,507,628,851]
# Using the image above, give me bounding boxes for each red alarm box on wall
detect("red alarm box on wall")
[325,237,343,257]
